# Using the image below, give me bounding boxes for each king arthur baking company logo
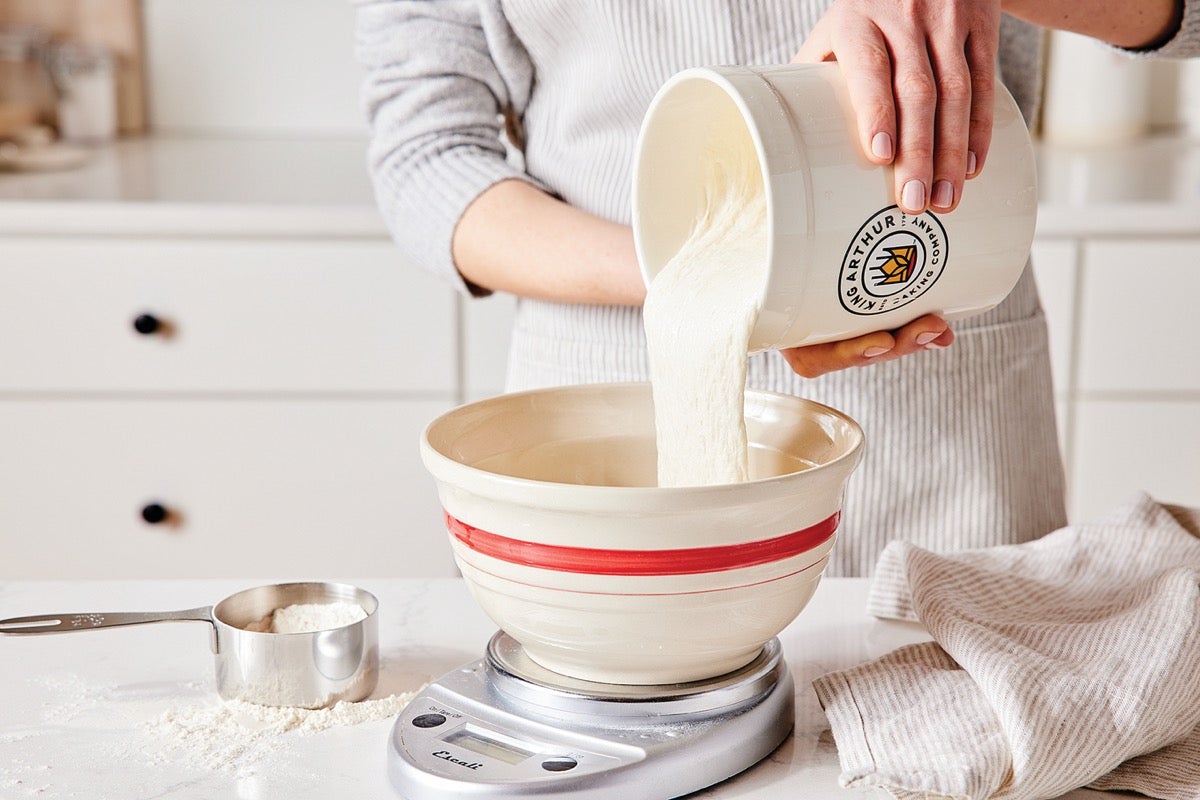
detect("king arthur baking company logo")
[838,206,949,315]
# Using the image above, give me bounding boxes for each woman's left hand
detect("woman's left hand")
[778,313,955,378]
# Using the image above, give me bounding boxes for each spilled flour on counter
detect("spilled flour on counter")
[244,601,367,633]
[5,662,426,792]
[145,689,423,776]
[642,130,769,487]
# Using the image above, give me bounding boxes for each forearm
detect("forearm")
[452,179,646,306]
[1002,0,1182,49]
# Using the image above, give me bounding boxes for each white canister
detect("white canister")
[1181,59,1200,138]
[1041,30,1153,145]
[632,63,1037,352]
[47,42,118,143]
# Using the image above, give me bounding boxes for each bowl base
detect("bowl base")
[501,635,765,687]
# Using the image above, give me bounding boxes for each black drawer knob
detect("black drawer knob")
[133,314,161,335]
[140,502,169,525]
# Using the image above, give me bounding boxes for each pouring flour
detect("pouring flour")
[642,133,768,488]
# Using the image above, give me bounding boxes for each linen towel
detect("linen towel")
[813,495,1200,800]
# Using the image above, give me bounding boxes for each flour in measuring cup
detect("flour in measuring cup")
[245,601,367,633]
[642,132,768,487]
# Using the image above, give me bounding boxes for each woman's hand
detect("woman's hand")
[779,314,955,378]
[793,0,1003,215]
[776,0,992,377]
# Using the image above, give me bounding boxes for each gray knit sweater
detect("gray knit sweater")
[357,1,1200,576]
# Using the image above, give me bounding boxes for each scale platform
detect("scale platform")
[388,632,794,799]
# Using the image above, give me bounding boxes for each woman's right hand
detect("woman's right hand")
[792,0,1004,216]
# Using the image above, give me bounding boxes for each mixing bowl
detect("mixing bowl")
[420,382,864,685]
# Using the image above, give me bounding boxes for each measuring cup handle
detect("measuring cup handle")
[0,606,214,634]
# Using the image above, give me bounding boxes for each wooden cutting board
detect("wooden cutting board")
[0,0,146,135]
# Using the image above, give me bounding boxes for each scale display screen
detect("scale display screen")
[443,728,537,765]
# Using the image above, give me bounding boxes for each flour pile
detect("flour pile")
[642,132,768,487]
[244,601,367,633]
[145,689,422,776]
[4,671,422,793]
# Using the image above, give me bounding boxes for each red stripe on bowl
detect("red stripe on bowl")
[445,511,839,576]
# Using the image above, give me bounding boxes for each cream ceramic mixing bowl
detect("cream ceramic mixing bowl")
[420,382,863,685]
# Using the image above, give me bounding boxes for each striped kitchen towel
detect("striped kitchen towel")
[813,495,1200,800]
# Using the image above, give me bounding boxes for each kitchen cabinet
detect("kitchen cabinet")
[1063,238,1200,521]
[0,238,453,392]
[1032,138,1200,521]
[0,139,460,579]
[0,399,452,577]
[462,292,517,401]
[1033,236,1200,521]
[1075,239,1200,393]
[1029,238,1077,456]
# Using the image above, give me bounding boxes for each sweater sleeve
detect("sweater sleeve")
[355,0,543,296]
[1128,0,1200,57]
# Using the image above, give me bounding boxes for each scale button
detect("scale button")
[541,757,578,772]
[411,713,447,729]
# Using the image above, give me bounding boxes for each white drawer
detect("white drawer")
[1030,239,1078,398]
[1077,239,1200,393]
[1070,399,1200,522]
[0,238,456,392]
[0,399,458,578]
[462,293,517,400]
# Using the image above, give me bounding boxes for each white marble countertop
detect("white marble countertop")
[0,136,385,238]
[0,134,1197,239]
[0,577,1129,800]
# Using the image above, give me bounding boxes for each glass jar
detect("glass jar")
[46,41,117,143]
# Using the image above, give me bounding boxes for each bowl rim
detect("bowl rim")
[420,382,864,506]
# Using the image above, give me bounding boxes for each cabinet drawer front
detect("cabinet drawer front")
[0,400,457,578]
[463,293,517,401]
[1078,239,1200,393]
[1030,239,1078,398]
[0,238,455,392]
[1071,399,1200,521]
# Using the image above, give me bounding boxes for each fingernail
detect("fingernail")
[967,151,978,176]
[915,331,940,346]
[931,180,953,209]
[863,346,891,358]
[924,342,950,350]
[901,180,926,212]
[871,132,894,161]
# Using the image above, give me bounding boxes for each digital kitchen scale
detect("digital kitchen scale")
[388,631,794,799]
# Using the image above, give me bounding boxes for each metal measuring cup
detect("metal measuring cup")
[0,581,378,709]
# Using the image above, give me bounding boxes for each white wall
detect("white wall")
[144,3,1197,141]
[142,0,366,136]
